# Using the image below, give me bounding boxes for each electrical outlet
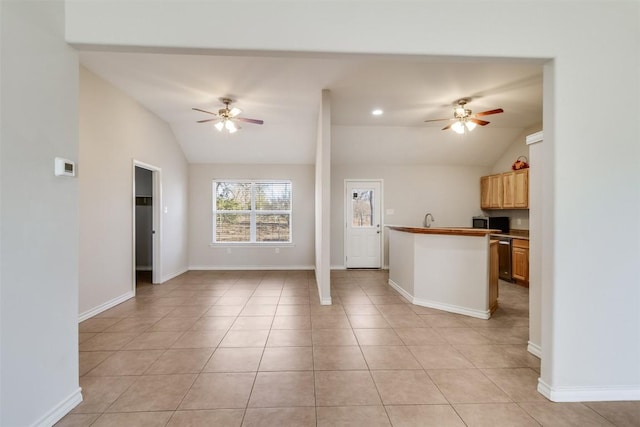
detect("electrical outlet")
[226,248,231,254]
[517,218,522,225]
[275,247,280,254]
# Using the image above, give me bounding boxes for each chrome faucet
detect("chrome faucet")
[423,213,435,228]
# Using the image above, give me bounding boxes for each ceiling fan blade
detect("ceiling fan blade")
[192,108,218,116]
[197,118,218,123]
[475,108,504,117]
[236,117,264,125]
[441,123,453,131]
[469,118,490,126]
[424,118,454,123]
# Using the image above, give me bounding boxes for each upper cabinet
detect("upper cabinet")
[480,169,529,210]
[480,174,504,209]
[490,174,503,208]
[480,176,491,209]
[513,169,529,208]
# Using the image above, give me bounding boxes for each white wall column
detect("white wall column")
[315,90,332,304]
[526,130,544,358]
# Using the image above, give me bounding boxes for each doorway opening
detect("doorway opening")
[344,179,383,269]
[133,161,162,293]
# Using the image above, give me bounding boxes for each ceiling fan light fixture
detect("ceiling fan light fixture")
[425,98,502,134]
[225,119,238,133]
[194,98,264,135]
[451,121,465,134]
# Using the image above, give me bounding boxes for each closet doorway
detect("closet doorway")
[133,161,162,291]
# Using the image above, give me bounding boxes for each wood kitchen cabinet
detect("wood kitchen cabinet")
[513,169,529,208]
[489,175,503,208]
[481,174,503,209]
[503,169,529,209]
[480,169,528,210]
[480,176,491,209]
[512,238,529,285]
[502,172,515,208]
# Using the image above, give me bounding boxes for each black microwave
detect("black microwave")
[472,216,510,234]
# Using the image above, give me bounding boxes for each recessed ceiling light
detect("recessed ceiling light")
[371,109,383,116]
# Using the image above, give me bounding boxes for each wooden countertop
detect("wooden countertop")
[490,229,530,240]
[386,225,501,237]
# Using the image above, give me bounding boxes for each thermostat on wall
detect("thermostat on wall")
[54,157,75,177]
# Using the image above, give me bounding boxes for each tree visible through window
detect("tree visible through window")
[352,189,374,227]
[214,180,292,243]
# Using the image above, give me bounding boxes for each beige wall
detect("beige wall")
[1,1,81,424]
[491,123,542,175]
[79,67,189,317]
[331,163,490,267]
[188,163,315,269]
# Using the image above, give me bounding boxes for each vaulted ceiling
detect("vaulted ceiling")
[80,51,543,165]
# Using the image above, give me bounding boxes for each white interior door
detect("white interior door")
[345,180,382,268]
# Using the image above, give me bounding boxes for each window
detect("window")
[351,189,374,227]
[213,180,292,243]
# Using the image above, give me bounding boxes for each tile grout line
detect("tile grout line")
[238,275,281,426]
[354,282,395,427]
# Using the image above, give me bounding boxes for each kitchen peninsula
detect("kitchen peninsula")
[386,226,499,319]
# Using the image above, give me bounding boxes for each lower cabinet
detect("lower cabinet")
[512,239,529,284]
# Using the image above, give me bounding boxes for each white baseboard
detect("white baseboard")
[412,296,490,320]
[188,265,314,271]
[31,387,82,427]
[388,278,415,301]
[78,291,134,322]
[320,297,332,305]
[162,267,188,283]
[388,279,490,320]
[538,378,640,402]
[331,265,389,271]
[527,341,542,358]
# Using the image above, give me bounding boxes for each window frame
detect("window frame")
[211,179,293,245]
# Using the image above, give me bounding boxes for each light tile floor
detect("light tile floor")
[58,270,639,426]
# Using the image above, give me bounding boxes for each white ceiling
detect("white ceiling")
[79,51,543,166]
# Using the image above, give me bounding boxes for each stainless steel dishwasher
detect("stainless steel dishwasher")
[496,236,513,281]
